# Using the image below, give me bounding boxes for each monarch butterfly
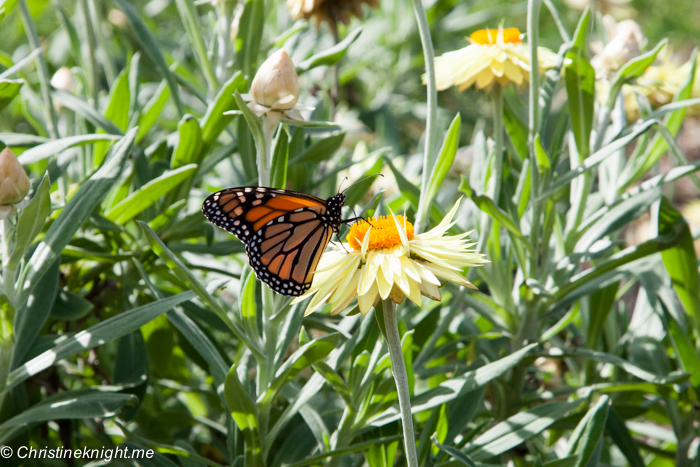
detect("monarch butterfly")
[202,186,349,296]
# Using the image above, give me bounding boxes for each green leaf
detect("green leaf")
[574,188,660,253]
[654,197,700,336]
[11,260,59,368]
[541,348,685,385]
[113,331,149,421]
[0,390,137,432]
[280,119,340,130]
[467,401,583,461]
[271,126,289,189]
[286,435,404,467]
[385,155,420,207]
[370,344,537,426]
[0,0,19,23]
[0,78,23,112]
[567,396,611,467]
[619,50,698,190]
[297,27,363,73]
[104,164,197,224]
[261,333,341,404]
[312,360,353,406]
[137,80,170,142]
[605,408,645,467]
[234,0,264,79]
[20,129,136,308]
[138,222,263,358]
[112,0,184,116]
[174,0,217,90]
[233,90,265,159]
[564,8,594,159]
[3,291,195,396]
[0,132,48,148]
[424,113,460,207]
[50,289,94,321]
[200,72,247,150]
[537,119,657,201]
[52,90,124,135]
[17,134,121,165]
[607,40,668,109]
[240,271,259,343]
[503,102,528,161]
[460,177,530,251]
[172,115,203,169]
[662,304,700,388]
[8,173,50,268]
[94,70,131,166]
[132,258,229,388]
[587,283,618,350]
[292,132,346,164]
[224,365,262,466]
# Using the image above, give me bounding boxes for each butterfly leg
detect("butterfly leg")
[330,233,350,253]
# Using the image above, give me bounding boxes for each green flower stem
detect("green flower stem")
[491,83,504,206]
[1,218,15,306]
[18,0,58,139]
[256,113,280,447]
[0,334,14,410]
[382,298,418,467]
[258,117,277,187]
[78,0,99,106]
[215,0,231,83]
[527,0,543,279]
[412,0,439,233]
[328,406,356,467]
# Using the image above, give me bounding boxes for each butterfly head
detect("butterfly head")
[326,193,346,230]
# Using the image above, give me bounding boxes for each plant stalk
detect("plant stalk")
[216,0,231,83]
[527,0,543,278]
[0,218,15,306]
[77,0,99,107]
[412,0,439,233]
[382,299,418,467]
[491,83,504,206]
[258,117,277,186]
[18,0,58,139]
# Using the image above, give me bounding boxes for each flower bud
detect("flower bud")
[50,67,75,93]
[250,50,300,110]
[592,17,645,75]
[0,147,30,206]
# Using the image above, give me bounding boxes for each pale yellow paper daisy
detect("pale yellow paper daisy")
[428,27,559,92]
[292,198,488,316]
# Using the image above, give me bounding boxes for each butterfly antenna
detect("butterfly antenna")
[337,176,349,193]
[340,173,384,194]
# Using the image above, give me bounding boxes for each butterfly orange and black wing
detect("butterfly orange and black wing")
[202,187,346,296]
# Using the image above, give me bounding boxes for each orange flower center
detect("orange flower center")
[470,28,522,45]
[348,215,414,251]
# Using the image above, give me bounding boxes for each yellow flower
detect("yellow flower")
[292,199,488,316]
[287,0,379,30]
[429,27,559,92]
[609,55,694,120]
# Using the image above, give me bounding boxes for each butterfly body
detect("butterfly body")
[202,186,346,296]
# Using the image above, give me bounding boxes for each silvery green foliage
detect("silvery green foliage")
[0,1,698,466]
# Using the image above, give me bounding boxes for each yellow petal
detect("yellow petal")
[358,283,379,315]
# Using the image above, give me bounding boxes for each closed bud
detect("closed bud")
[250,50,300,110]
[0,147,30,206]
